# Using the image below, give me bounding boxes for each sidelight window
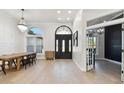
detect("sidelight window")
[69,40,71,52]
[56,40,58,52]
[62,40,65,52]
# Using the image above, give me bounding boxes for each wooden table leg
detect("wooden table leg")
[9,61,12,70]
[16,58,21,70]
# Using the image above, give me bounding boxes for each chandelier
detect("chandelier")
[17,9,28,32]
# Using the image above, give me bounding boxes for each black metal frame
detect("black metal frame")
[73,31,78,46]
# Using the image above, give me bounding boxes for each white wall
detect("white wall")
[0,13,25,55]
[72,9,120,72]
[72,10,87,71]
[83,9,121,60]
[0,9,119,71]
[95,33,105,59]
[27,22,72,59]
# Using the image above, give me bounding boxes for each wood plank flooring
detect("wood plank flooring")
[0,59,122,84]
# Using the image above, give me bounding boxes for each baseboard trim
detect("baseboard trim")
[104,58,121,65]
[95,58,105,60]
[96,58,121,65]
[73,60,86,72]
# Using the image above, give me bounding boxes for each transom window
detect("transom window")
[28,27,43,35]
[56,26,72,35]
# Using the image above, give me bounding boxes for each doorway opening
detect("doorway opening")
[86,24,122,82]
[55,25,72,59]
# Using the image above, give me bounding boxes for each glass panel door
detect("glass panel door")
[36,37,43,53]
[27,37,34,52]
[27,37,43,53]
[86,34,95,71]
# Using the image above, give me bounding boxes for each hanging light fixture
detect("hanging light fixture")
[87,29,96,35]
[97,27,104,35]
[17,9,28,32]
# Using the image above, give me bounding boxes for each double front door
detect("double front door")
[55,35,72,59]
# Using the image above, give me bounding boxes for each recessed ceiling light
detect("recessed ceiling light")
[57,11,61,14]
[67,17,70,21]
[57,17,62,20]
[68,10,72,14]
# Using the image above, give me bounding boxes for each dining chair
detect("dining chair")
[30,54,34,65]
[31,53,37,64]
[0,61,6,75]
[21,55,31,69]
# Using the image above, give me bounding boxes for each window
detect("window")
[56,40,58,52]
[27,27,43,54]
[28,27,43,35]
[56,26,72,35]
[88,37,96,48]
[27,37,34,52]
[69,40,71,52]
[36,37,43,53]
[62,40,65,52]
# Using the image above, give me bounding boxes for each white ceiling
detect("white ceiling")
[83,9,121,21]
[0,9,79,23]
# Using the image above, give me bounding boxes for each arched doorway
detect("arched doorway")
[55,25,72,59]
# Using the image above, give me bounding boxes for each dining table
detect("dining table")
[0,52,36,70]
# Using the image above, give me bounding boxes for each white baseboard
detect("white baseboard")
[37,58,45,60]
[95,58,105,60]
[104,58,121,65]
[96,58,121,65]
[36,55,45,60]
[73,60,86,72]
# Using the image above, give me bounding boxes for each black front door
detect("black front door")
[55,34,72,59]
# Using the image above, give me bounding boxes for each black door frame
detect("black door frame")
[55,25,73,59]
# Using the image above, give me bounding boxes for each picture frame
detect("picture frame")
[73,31,78,46]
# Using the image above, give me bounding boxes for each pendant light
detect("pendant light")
[97,27,104,35]
[17,9,28,32]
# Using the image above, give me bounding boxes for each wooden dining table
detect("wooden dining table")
[0,52,36,70]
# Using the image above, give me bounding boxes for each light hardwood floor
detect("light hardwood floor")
[0,59,122,84]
